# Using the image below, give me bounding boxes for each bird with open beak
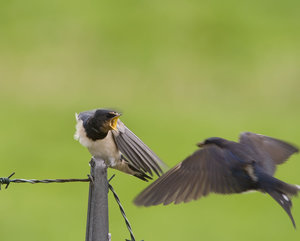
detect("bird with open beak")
[134,132,299,228]
[74,109,166,181]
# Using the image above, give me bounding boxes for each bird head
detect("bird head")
[76,109,121,141]
[197,137,228,148]
[93,109,121,132]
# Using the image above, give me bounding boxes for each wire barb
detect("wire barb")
[108,175,144,241]
[108,174,116,183]
[0,172,15,190]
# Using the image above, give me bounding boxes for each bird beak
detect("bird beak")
[197,142,204,147]
[110,114,121,130]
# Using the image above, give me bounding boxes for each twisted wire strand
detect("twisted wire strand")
[1,172,142,241]
[12,178,91,183]
[108,175,141,241]
[0,172,91,190]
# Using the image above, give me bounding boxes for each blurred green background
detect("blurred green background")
[0,0,300,240]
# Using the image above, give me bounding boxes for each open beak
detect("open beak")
[109,114,121,130]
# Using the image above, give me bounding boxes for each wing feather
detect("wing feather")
[239,132,299,175]
[112,120,166,177]
[134,144,248,206]
[120,133,160,175]
[117,133,154,175]
[114,133,151,174]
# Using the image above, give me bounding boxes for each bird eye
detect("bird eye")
[107,112,117,118]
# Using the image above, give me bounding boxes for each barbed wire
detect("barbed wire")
[108,175,143,241]
[0,172,91,190]
[0,172,143,241]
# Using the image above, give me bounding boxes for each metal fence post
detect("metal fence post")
[86,157,109,241]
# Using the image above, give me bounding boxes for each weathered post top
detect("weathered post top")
[86,158,109,241]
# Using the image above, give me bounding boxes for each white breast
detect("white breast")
[74,119,120,166]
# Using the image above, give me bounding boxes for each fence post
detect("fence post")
[86,157,109,241]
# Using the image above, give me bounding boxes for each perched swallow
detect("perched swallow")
[74,109,166,181]
[134,132,299,227]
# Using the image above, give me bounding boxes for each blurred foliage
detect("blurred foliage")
[0,0,300,240]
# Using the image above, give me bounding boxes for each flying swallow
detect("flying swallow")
[75,109,166,181]
[134,132,299,227]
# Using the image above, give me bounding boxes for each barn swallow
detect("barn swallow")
[74,109,166,181]
[134,132,299,227]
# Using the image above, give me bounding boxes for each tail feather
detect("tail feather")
[112,155,152,182]
[267,190,297,228]
[129,164,153,182]
[260,174,299,228]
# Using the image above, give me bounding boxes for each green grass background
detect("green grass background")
[1,0,300,240]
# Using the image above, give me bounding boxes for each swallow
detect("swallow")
[134,132,299,227]
[74,109,166,181]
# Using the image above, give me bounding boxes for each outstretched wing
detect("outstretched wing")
[112,120,166,177]
[239,132,298,175]
[134,144,249,206]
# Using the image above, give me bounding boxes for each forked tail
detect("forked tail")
[260,173,299,228]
